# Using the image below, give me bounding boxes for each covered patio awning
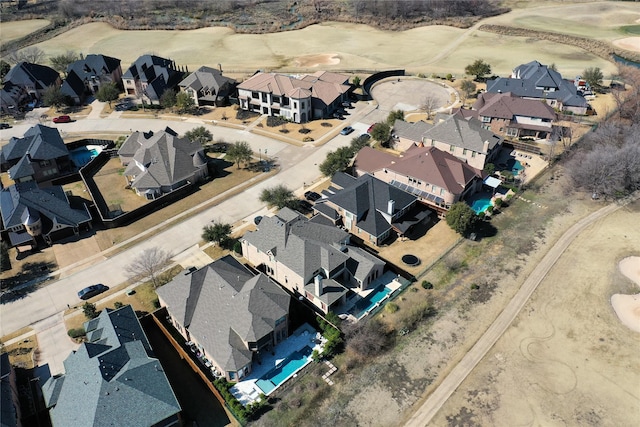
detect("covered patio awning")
[392,206,432,234]
[483,176,501,188]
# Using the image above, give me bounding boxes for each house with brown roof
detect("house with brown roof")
[237,71,350,123]
[392,114,503,170]
[465,91,558,140]
[353,145,483,215]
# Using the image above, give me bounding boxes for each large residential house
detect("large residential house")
[0,125,72,184]
[237,71,350,123]
[486,60,589,115]
[121,55,184,103]
[0,181,92,248]
[315,172,431,245]
[61,54,122,105]
[117,127,208,200]
[157,255,290,382]
[179,66,236,107]
[42,305,182,427]
[464,91,558,140]
[354,145,483,215]
[392,115,503,170]
[0,62,61,114]
[242,208,385,314]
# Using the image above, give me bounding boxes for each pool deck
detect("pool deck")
[230,323,325,405]
[335,271,404,323]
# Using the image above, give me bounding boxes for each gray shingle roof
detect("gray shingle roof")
[118,127,204,191]
[60,69,87,100]
[179,66,236,97]
[0,182,91,231]
[392,119,433,142]
[422,114,503,153]
[67,54,121,81]
[344,246,385,283]
[3,62,59,91]
[8,155,35,180]
[42,306,181,427]
[486,60,587,108]
[327,173,416,238]
[473,91,557,120]
[157,256,290,372]
[1,124,68,165]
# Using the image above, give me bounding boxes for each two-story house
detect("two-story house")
[315,172,431,245]
[61,54,122,105]
[157,255,291,382]
[0,62,61,114]
[0,125,72,184]
[178,66,236,107]
[121,55,184,103]
[237,71,350,123]
[392,114,503,170]
[469,91,558,140]
[486,60,589,115]
[242,208,385,314]
[42,305,182,427]
[117,127,208,200]
[353,145,483,216]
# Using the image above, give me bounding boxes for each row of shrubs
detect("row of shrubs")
[213,378,267,423]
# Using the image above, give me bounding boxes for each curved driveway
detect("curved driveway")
[403,199,631,426]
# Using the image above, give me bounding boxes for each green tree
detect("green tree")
[260,185,296,209]
[184,126,213,145]
[176,91,196,114]
[370,122,391,144]
[465,59,492,81]
[386,110,404,126]
[42,85,71,110]
[319,146,353,177]
[50,51,78,76]
[95,82,120,107]
[202,221,233,246]
[226,141,253,169]
[352,75,361,88]
[460,79,477,104]
[583,67,603,92]
[483,163,495,175]
[446,202,478,236]
[160,89,177,109]
[0,60,10,80]
[82,302,98,319]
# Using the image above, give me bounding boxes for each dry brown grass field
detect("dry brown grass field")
[0,19,49,44]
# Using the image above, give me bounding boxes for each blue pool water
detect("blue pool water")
[70,147,99,167]
[256,346,313,395]
[349,285,393,319]
[470,195,492,214]
[506,158,524,176]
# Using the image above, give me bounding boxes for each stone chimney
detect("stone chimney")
[314,274,323,296]
[387,199,395,216]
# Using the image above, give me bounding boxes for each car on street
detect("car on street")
[359,133,371,141]
[304,191,322,202]
[78,284,109,300]
[53,115,72,123]
[341,101,353,109]
[0,123,11,129]
[340,126,354,135]
[367,123,378,134]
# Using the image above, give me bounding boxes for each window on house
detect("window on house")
[450,145,455,152]
[481,116,490,123]
[294,101,297,108]
[462,149,467,155]
[302,102,305,108]
[471,151,476,158]
[252,91,259,99]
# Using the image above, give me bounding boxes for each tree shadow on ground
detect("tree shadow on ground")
[0,260,57,304]
[472,220,498,240]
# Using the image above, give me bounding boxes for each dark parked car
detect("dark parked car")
[53,115,71,123]
[304,191,322,202]
[341,101,353,109]
[0,123,11,129]
[340,126,354,135]
[78,284,109,300]
[254,215,263,225]
[298,200,313,212]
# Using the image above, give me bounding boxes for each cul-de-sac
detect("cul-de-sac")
[1,1,639,426]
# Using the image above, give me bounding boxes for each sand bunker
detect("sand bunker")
[612,37,640,53]
[293,53,340,68]
[611,256,640,333]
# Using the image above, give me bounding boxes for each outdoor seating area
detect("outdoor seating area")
[230,323,325,405]
[186,340,223,378]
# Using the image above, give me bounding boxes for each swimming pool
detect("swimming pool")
[70,146,100,167]
[255,346,313,395]
[349,285,393,319]
[470,194,493,214]
[506,158,524,176]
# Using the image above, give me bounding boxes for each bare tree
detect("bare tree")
[125,247,171,288]
[421,94,439,120]
[7,47,46,65]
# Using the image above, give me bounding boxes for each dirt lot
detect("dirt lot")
[431,199,640,427]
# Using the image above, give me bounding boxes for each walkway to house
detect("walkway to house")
[230,323,325,405]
